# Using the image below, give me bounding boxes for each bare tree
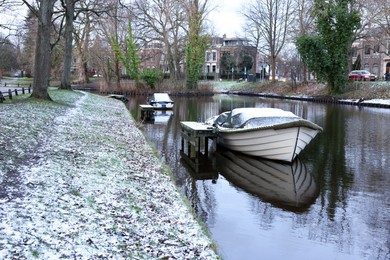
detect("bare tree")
[74,10,92,85]
[23,0,57,100]
[58,0,110,89]
[1,1,25,36]
[133,0,187,81]
[88,34,110,81]
[95,0,128,88]
[59,0,76,89]
[243,0,294,82]
[360,0,390,53]
[292,0,315,82]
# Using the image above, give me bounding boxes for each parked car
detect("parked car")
[348,70,377,81]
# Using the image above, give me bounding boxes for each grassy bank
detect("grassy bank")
[212,80,390,100]
[0,90,220,259]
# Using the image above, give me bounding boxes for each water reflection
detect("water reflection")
[127,94,390,260]
[215,151,319,212]
[141,110,174,124]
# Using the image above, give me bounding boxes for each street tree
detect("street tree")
[243,0,294,83]
[185,0,209,89]
[296,0,360,94]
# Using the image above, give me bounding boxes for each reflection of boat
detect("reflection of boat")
[141,110,173,124]
[205,107,322,162]
[148,93,174,109]
[180,152,218,181]
[216,150,319,211]
[153,110,173,124]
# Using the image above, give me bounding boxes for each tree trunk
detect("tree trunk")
[31,0,56,100]
[301,63,308,84]
[271,56,277,83]
[76,18,91,85]
[60,0,75,90]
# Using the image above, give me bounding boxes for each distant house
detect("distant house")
[138,41,167,72]
[136,36,257,80]
[204,37,223,78]
[204,35,257,80]
[351,36,390,78]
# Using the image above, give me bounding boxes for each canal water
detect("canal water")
[127,94,390,260]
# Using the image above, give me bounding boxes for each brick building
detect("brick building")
[351,38,390,79]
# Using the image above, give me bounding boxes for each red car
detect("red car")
[348,70,377,81]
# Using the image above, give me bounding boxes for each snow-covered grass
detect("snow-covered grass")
[0,90,220,259]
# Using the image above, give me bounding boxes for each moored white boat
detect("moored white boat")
[205,107,322,162]
[148,93,174,109]
[216,150,319,210]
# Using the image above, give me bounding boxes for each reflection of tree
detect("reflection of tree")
[305,105,353,221]
[168,98,218,225]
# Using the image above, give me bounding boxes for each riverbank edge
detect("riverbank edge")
[71,80,390,109]
[214,90,390,109]
[0,90,220,259]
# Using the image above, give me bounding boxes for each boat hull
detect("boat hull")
[149,102,174,110]
[217,126,320,162]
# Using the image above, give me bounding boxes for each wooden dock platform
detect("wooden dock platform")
[180,121,218,158]
[139,104,155,120]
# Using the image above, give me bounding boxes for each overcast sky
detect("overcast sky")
[1,1,249,38]
[208,0,251,38]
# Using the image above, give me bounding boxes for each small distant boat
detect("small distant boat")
[148,93,174,109]
[205,107,322,162]
[216,150,319,211]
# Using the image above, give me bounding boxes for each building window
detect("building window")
[373,63,379,75]
[364,45,370,56]
[212,51,217,61]
[373,44,380,54]
[364,63,370,71]
[206,65,210,73]
[206,52,211,61]
[352,47,358,57]
[212,65,216,72]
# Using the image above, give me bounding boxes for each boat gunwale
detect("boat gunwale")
[216,119,323,134]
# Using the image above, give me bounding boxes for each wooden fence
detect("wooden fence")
[0,84,32,103]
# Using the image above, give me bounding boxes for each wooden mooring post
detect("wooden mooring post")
[139,105,155,121]
[180,121,218,180]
